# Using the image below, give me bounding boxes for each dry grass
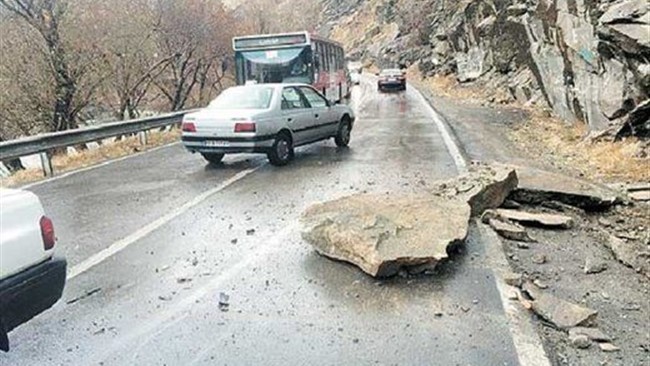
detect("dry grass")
[511,111,649,183]
[407,65,649,183]
[1,128,181,188]
[406,65,511,103]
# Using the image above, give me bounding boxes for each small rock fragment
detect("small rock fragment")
[533,279,549,289]
[629,190,650,202]
[569,327,612,342]
[599,343,620,352]
[584,256,608,274]
[218,292,230,312]
[570,334,591,349]
[532,254,547,264]
[231,238,238,244]
[598,218,613,227]
[503,272,523,287]
[495,209,574,229]
[517,242,530,249]
[246,229,256,236]
[606,235,648,274]
[523,282,597,329]
[483,215,536,243]
[158,295,172,301]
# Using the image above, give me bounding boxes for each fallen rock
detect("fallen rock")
[508,166,620,210]
[599,343,620,352]
[629,190,650,202]
[495,209,574,229]
[570,334,591,349]
[533,279,549,289]
[605,234,650,275]
[302,164,518,277]
[503,271,523,287]
[584,256,608,274]
[523,283,598,329]
[302,193,469,277]
[431,162,519,216]
[485,216,536,242]
[532,254,547,265]
[569,327,612,342]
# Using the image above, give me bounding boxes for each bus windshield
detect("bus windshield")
[236,47,312,84]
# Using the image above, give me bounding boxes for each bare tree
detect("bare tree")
[0,0,81,131]
[153,0,234,111]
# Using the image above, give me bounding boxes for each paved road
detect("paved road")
[2,80,524,365]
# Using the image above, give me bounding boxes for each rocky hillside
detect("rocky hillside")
[326,0,649,137]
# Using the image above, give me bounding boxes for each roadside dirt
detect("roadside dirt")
[410,72,650,365]
[408,68,649,184]
[1,128,180,188]
[501,202,649,366]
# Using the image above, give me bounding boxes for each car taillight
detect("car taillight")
[182,122,196,132]
[40,216,55,250]
[234,122,256,133]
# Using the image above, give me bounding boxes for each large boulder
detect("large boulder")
[301,164,518,277]
[302,193,470,277]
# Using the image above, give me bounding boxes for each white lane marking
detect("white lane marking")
[409,85,468,173]
[92,223,297,364]
[66,166,261,279]
[478,222,552,366]
[19,142,181,190]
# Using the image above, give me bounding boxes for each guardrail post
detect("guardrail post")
[139,130,148,145]
[39,151,54,177]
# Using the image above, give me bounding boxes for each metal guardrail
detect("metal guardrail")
[0,110,197,177]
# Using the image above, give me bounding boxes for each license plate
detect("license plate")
[388,78,397,82]
[204,140,229,147]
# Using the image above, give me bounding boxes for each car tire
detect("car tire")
[335,117,352,148]
[267,133,294,166]
[201,153,224,164]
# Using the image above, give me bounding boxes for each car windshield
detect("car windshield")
[207,86,274,110]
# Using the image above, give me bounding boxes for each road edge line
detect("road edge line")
[478,220,552,366]
[409,84,468,173]
[66,166,261,280]
[18,142,182,190]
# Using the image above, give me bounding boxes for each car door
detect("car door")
[281,87,311,145]
[298,86,338,140]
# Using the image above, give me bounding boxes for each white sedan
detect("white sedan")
[181,84,355,166]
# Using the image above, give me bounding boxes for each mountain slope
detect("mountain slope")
[326,0,649,136]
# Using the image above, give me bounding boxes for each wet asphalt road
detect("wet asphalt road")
[2,80,521,365]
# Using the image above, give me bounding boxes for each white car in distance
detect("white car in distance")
[181,84,355,166]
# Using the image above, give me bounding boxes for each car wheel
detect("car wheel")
[335,117,352,148]
[201,153,224,164]
[267,133,294,166]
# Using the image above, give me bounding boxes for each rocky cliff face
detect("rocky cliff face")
[326,0,649,137]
